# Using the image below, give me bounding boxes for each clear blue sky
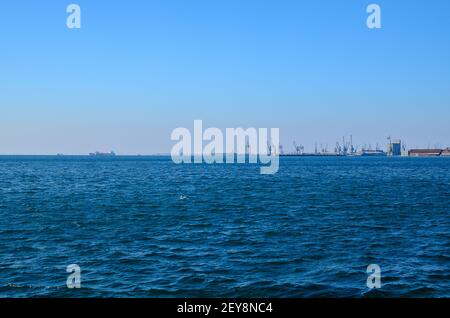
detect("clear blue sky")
[1,0,449,154]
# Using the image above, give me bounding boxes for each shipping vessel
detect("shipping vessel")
[89,151,116,157]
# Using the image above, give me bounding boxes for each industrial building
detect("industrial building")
[387,138,402,156]
[392,140,402,156]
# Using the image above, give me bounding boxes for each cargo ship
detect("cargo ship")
[89,151,116,157]
[358,149,387,156]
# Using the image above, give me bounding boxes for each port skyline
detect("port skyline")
[2,137,449,158]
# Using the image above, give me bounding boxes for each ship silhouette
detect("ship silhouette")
[89,151,116,157]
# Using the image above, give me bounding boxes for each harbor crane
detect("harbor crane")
[293,141,304,155]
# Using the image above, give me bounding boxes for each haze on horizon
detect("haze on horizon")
[1,0,449,155]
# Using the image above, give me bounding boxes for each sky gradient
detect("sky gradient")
[1,0,450,154]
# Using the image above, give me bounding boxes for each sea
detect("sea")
[0,156,448,297]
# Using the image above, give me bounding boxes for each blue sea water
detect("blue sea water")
[0,156,449,298]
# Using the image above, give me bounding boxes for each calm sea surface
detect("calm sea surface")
[0,156,449,297]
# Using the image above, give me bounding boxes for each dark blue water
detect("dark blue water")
[0,156,449,297]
